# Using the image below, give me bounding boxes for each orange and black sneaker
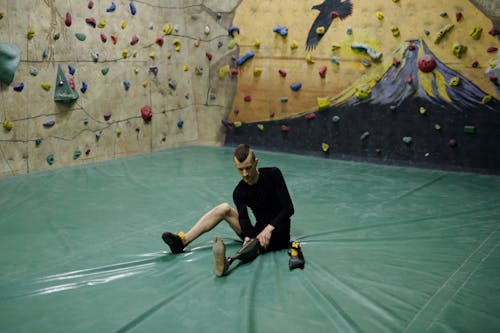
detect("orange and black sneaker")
[162,231,185,254]
[288,241,305,270]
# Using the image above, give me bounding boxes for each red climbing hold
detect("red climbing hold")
[155,37,164,47]
[281,125,291,132]
[230,67,238,77]
[278,69,287,77]
[100,33,107,43]
[392,57,401,67]
[417,54,437,73]
[85,17,96,28]
[88,1,94,9]
[244,95,252,102]
[141,105,153,122]
[487,46,498,53]
[490,74,499,86]
[455,11,463,22]
[489,27,500,36]
[471,60,479,68]
[206,52,213,61]
[65,12,72,27]
[319,66,327,78]
[111,34,118,44]
[330,11,339,19]
[305,113,316,120]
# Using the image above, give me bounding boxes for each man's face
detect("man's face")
[234,152,259,185]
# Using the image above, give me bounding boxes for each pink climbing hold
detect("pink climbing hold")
[319,66,327,78]
[305,113,316,120]
[100,33,107,43]
[331,11,339,19]
[278,69,287,77]
[455,11,463,22]
[417,54,437,73]
[281,125,291,132]
[405,74,413,84]
[104,112,111,121]
[88,1,94,9]
[489,27,500,36]
[230,67,238,77]
[65,12,72,27]
[130,35,139,45]
[206,52,213,61]
[141,105,153,122]
[490,74,499,86]
[407,43,416,51]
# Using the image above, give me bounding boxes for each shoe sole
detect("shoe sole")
[212,237,227,277]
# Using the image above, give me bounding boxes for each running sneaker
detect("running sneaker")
[288,241,305,270]
[162,231,185,254]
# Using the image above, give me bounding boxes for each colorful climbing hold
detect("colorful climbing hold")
[290,41,299,50]
[244,95,252,102]
[75,33,86,41]
[29,67,38,76]
[43,120,55,127]
[130,35,139,45]
[272,25,288,37]
[481,95,492,104]
[53,33,60,40]
[448,139,457,147]
[173,39,181,51]
[455,11,463,22]
[257,124,264,131]
[123,80,131,90]
[85,17,96,28]
[417,54,437,72]
[280,125,291,132]
[402,136,412,144]
[141,105,153,122]
[449,77,460,87]
[464,125,476,134]
[487,46,498,53]
[130,1,137,15]
[228,26,240,37]
[391,26,400,37]
[168,79,177,90]
[452,43,467,58]
[321,143,329,152]
[278,69,287,77]
[41,83,51,91]
[376,11,384,20]
[73,150,82,160]
[319,65,327,78]
[98,19,107,29]
[81,82,88,93]
[163,23,173,35]
[317,97,330,109]
[46,154,55,165]
[219,65,230,78]
[177,120,184,128]
[13,82,24,91]
[434,24,454,44]
[3,121,13,131]
[101,67,109,75]
[65,12,72,27]
[236,51,255,66]
[122,49,129,58]
[469,27,482,40]
[104,112,111,121]
[106,2,116,12]
[121,20,127,29]
[290,83,302,91]
[27,28,35,40]
[419,106,427,115]
[305,113,316,120]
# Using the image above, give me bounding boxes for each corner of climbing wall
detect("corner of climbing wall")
[0,0,242,177]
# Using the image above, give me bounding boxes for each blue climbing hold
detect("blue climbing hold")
[68,65,75,75]
[123,80,131,90]
[236,51,255,66]
[13,82,24,91]
[290,82,302,91]
[106,2,116,12]
[273,25,288,37]
[130,2,137,15]
[177,120,184,128]
[80,82,88,93]
[227,26,240,37]
[43,120,56,127]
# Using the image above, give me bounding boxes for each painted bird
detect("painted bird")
[306,0,353,50]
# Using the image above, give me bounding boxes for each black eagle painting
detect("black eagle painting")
[306,0,353,50]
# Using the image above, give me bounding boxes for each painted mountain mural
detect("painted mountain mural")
[225,40,500,173]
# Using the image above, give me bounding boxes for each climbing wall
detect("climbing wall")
[0,0,241,178]
[224,0,500,173]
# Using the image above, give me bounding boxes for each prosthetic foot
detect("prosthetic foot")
[162,231,185,254]
[288,241,305,270]
[212,236,229,277]
[228,238,262,264]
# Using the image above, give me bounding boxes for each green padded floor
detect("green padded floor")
[1,146,500,333]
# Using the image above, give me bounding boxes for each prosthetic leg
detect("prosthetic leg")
[212,237,262,277]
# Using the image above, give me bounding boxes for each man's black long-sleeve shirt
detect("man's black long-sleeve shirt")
[233,167,294,250]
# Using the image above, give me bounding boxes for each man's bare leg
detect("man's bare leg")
[162,203,241,253]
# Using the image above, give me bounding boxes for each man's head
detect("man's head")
[233,144,259,185]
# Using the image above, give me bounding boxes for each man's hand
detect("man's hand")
[256,224,275,249]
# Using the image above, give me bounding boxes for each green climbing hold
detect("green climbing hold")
[101,67,109,75]
[53,33,60,40]
[464,125,476,134]
[54,64,79,104]
[0,42,21,85]
[73,150,82,160]
[46,154,55,165]
[75,33,87,41]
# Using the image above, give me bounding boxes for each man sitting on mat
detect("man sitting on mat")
[161,143,298,276]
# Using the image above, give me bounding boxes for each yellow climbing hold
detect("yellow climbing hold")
[3,121,13,131]
[355,85,371,99]
[228,38,238,49]
[316,26,326,35]
[376,11,384,20]
[419,106,427,115]
[257,124,264,131]
[391,26,400,37]
[27,28,35,39]
[98,19,106,29]
[183,65,189,71]
[434,24,454,44]
[115,128,122,136]
[149,52,156,59]
[41,83,52,91]
[469,27,482,40]
[134,68,139,74]
[163,23,173,35]
[142,81,149,88]
[219,65,230,78]
[167,51,172,59]
[434,124,441,130]
[0,12,4,19]
[306,53,314,64]
[331,43,341,51]
[121,20,127,29]
[233,121,242,128]
[253,68,263,77]
[449,76,460,86]
[322,143,329,152]
[290,40,299,50]
[317,97,331,109]
[173,39,181,52]
[482,95,492,104]
[122,49,129,58]
[254,39,261,48]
